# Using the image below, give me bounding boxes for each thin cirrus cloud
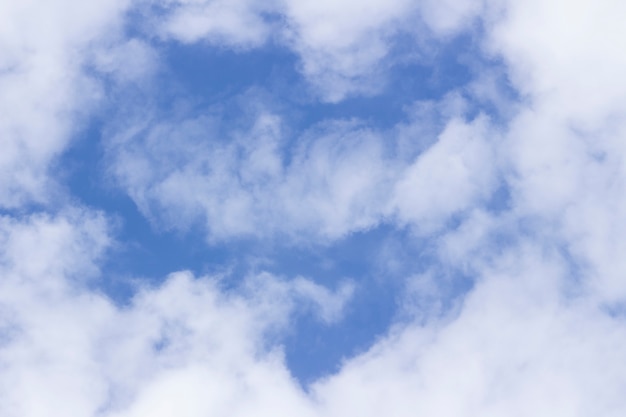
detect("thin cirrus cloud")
[2,1,626,417]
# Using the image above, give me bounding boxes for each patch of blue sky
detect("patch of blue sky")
[160,32,479,129]
[59,28,501,383]
[64,122,445,381]
[285,274,399,387]
[60,122,221,297]
[280,226,479,385]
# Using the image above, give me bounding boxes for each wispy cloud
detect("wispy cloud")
[106,92,499,242]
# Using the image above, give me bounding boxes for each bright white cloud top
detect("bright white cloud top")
[2,0,626,416]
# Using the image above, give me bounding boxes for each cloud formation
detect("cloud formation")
[107,97,497,242]
[0,211,353,417]
[2,0,626,416]
[151,0,484,101]
[0,0,132,207]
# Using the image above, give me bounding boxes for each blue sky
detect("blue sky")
[2,1,626,416]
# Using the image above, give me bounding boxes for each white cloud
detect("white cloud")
[483,0,626,306]
[416,0,484,36]
[485,0,626,129]
[288,276,355,324]
[313,245,626,417]
[278,0,415,101]
[91,39,159,84]
[157,0,275,47]
[0,0,143,208]
[0,209,112,417]
[391,115,497,233]
[3,211,626,416]
[0,210,354,417]
[106,97,501,242]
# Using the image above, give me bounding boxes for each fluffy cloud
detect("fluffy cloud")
[0,205,623,417]
[391,115,497,232]
[0,0,136,208]
[486,0,626,305]
[314,245,626,417]
[485,0,626,127]
[0,210,354,417]
[106,98,498,242]
[279,0,415,101]
[3,215,626,417]
[157,0,275,47]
